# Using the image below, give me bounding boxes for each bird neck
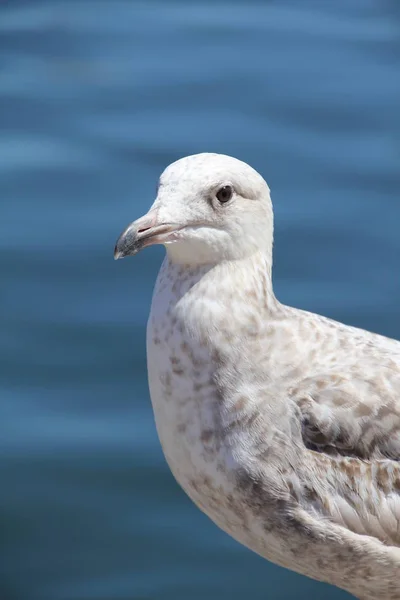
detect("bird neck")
[160,250,278,318]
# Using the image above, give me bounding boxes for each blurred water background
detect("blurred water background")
[1,1,400,599]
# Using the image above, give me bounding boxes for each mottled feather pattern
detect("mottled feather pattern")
[149,250,400,599]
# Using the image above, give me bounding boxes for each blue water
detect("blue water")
[1,1,400,599]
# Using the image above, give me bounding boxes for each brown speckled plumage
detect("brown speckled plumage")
[115,153,400,599]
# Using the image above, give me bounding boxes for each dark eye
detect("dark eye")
[216,185,233,204]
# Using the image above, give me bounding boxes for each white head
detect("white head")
[114,153,273,266]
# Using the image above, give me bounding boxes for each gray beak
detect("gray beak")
[114,210,175,259]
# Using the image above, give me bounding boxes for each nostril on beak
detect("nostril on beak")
[138,225,152,234]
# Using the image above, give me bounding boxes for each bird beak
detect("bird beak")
[114,210,177,259]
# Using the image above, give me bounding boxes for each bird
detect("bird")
[114,153,400,599]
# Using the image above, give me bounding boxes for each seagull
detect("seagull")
[114,153,400,599]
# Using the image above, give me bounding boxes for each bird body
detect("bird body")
[115,153,400,599]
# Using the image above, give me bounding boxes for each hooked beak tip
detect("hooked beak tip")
[114,211,159,261]
[113,238,128,260]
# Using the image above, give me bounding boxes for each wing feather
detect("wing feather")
[286,311,400,546]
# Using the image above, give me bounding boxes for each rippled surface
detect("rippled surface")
[1,1,400,598]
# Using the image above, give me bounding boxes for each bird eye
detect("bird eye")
[216,185,233,204]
